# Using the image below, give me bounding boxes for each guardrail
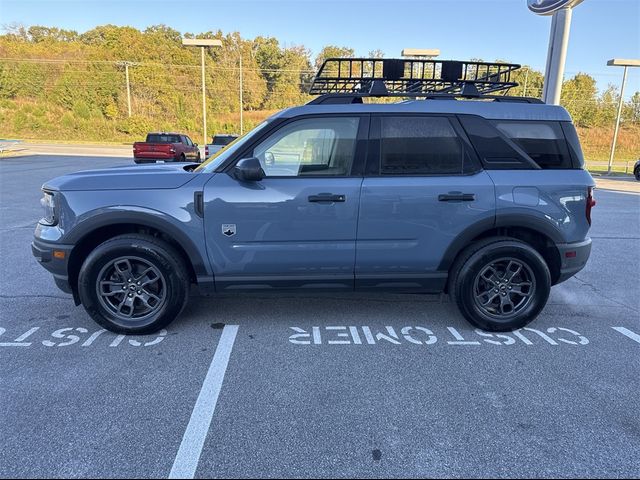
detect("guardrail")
[585,160,635,174]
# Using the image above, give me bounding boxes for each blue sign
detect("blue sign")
[527,0,584,15]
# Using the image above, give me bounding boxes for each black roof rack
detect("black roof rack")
[308,58,528,104]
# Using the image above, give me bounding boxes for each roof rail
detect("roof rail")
[308,57,523,100]
[308,94,544,105]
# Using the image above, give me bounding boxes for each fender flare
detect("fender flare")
[64,208,211,278]
[438,213,564,272]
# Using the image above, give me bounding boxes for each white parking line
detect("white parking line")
[612,327,640,344]
[169,324,239,479]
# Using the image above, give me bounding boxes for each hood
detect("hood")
[43,163,199,191]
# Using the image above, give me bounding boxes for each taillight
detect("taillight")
[169,148,176,154]
[586,186,596,225]
[205,146,209,156]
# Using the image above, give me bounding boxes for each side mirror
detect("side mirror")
[234,157,265,182]
[194,143,198,147]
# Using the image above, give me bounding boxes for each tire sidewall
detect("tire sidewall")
[455,241,551,331]
[78,238,188,334]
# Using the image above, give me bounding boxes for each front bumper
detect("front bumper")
[32,237,74,294]
[555,238,592,284]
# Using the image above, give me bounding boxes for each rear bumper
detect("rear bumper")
[134,152,177,161]
[31,238,74,294]
[555,238,592,284]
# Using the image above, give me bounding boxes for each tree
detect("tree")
[314,45,355,70]
[561,73,598,127]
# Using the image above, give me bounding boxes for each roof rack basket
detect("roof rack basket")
[308,58,521,99]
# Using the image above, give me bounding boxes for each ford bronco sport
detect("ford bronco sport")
[32,58,595,334]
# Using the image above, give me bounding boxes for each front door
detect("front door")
[203,115,368,291]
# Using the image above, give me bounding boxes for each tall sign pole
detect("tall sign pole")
[528,0,584,104]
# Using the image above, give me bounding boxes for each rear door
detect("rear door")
[203,115,369,290]
[355,114,496,291]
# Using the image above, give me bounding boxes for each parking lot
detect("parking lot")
[1,154,639,478]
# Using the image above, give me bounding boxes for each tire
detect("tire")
[77,234,190,334]
[196,151,202,163]
[178,153,186,162]
[634,167,640,181]
[449,237,551,332]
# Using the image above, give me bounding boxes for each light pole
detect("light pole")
[182,38,222,146]
[606,58,640,174]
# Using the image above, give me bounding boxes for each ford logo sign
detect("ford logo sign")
[527,0,584,15]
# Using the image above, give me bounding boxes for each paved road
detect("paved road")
[1,155,639,478]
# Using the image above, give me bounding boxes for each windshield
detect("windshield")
[196,121,270,173]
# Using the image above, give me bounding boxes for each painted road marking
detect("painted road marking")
[169,324,239,479]
[612,327,640,344]
[0,326,167,348]
[288,325,591,346]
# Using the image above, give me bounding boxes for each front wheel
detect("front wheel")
[449,238,551,331]
[634,167,640,181]
[77,234,190,334]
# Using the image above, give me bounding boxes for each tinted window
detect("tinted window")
[380,116,465,175]
[493,121,573,169]
[252,117,359,177]
[560,122,585,168]
[146,134,180,143]
[213,135,237,146]
[185,136,193,146]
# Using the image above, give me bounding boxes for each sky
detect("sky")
[1,0,639,96]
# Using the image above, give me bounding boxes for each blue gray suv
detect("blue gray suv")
[32,59,595,334]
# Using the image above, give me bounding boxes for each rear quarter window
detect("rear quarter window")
[492,121,574,169]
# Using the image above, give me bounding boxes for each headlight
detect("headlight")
[40,191,57,226]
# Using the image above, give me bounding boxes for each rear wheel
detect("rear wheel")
[634,166,640,181]
[449,237,551,331]
[77,234,189,334]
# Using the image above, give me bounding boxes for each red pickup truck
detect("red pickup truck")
[133,132,201,164]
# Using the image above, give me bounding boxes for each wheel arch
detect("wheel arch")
[440,218,563,288]
[65,212,211,295]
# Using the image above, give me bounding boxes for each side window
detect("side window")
[493,121,573,169]
[380,116,465,175]
[185,136,193,146]
[252,117,360,177]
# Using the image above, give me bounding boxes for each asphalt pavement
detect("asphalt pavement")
[1,154,639,478]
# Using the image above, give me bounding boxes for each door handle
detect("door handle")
[308,193,346,203]
[438,192,475,202]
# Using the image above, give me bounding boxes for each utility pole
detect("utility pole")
[182,38,223,146]
[116,61,137,117]
[606,59,640,174]
[125,62,132,117]
[239,55,243,135]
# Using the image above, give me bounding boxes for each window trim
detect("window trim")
[366,113,482,177]
[220,114,370,178]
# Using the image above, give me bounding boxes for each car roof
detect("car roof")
[272,99,572,122]
[148,132,185,136]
